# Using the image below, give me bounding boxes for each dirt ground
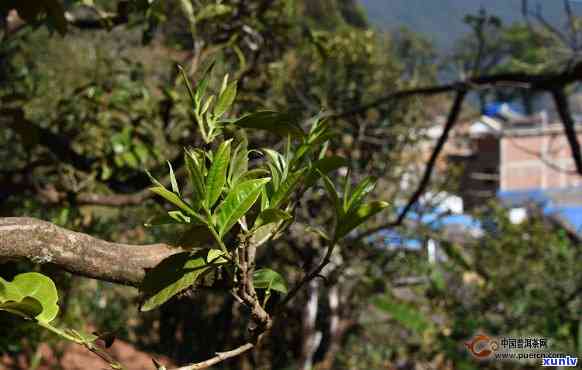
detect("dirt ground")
[0,339,174,370]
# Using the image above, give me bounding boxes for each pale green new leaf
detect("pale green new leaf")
[216,178,270,237]
[178,0,196,28]
[194,61,215,103]
[214,80,237,118]
[0,272,59,323]
[196,3,233,21]
[320,171,340,216]
[201,95,214,116]
[150,186,196,217]
[140,250,226,312]
[263,148,287,177]
[346,176,377,212]
[145,169,164,188]
[144,211,191,227]
[253,268,288,294]
[168,161,179,195]
[185,150,206,209]
[228,138,248,186]
[342,170,352,212]
[206,140,232,208]
[179,64,197,106]
[266,162,281,191]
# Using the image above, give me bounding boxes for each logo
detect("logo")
[465,334,499,358]
[542,356,578,367]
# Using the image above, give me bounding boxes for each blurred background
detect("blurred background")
[0,0,581,369]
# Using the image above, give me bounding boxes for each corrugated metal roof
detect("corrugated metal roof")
[498,187,582,237]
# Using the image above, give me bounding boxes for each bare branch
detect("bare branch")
[552,88,582,174]
[0,217,179,286]
[563,0,579,50]
[532,2,571,47]
[276,240,337,310]
[170,343,254,370]
[356,90,467,239]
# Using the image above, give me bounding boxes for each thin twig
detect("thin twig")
[356,90,467,240]
[170,343,254,370]
[276,240,337,311]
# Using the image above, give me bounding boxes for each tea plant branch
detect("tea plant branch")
[165,237,273,370]
[170,343,254,370]
[0,217,180,286]
[276,238,338,311]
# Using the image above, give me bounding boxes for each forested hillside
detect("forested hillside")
[359,0,569,48]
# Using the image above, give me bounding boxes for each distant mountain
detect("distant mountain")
[357,0,574,49]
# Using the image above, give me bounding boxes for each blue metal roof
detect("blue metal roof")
[544,206,582,234]
[369,187,581,249]
[367,210,482,249]
[498,189,551,207]
[499,187,582,236]
[483,102,524,118]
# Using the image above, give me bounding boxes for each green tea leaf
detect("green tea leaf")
[140,250,226,312]
[206,140,232,209]
[237,168,270,184]
[194,61,215,103]
[305,156,348,187]
[250,223,278,247]
[216,178,270,237]
[336,201,389,239]
[0,297,43,318]
[0,272,59,323]
[270,168,307,208]
[253,268,288,294]
[254,208,292,229]
[320,171,340,216]
[232,111,304,138]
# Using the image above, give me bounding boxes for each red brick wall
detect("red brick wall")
[500,131,582,191]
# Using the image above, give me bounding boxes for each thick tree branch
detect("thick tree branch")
[334,60,582,119]
[0,217,179,286]
[551,88,582,175]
